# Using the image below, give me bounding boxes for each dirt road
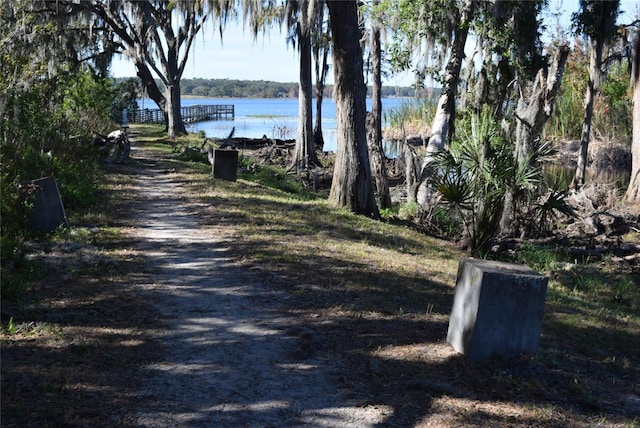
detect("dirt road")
[125,146,388,426]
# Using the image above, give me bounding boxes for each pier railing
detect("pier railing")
[128,104,234,124]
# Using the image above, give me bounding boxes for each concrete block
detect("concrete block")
[213,149,238,181]
[447,258,548,361]
[25,176,69,233]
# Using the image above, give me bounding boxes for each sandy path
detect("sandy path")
[125,147,388,427]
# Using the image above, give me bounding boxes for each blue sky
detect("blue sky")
[110,0,639,86]
[111,18,417,86]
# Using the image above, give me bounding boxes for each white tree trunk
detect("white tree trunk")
[626,31,640,203]
[500,45,570,234]
[416,0,475,205]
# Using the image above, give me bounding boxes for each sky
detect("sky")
[110,0,639,87]
[110,18,416,86]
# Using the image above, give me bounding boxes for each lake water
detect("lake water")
[145,97,409,153]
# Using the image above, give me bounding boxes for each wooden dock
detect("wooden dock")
[129,104,234,124]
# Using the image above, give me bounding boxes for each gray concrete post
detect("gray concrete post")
[447,258,548,361]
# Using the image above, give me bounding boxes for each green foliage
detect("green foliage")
[475,1,547,80]
[516,241,569,273]
[571,0,620,41]
[377,0,458,77]
[238,155,315,199]
[426,110,574,251]
[547,55,586,139]
[1,66,117,299]
[397,201,420,220]
[547,42,631,143]
[61,69,115,132]
[384,97,438,130]
[111,78,140,124]
[426,110,509,250]
[1,70,121,302]
[6,318,16,334]
[531,185,574,236]
[594,62,632,142]
[180,78,293,98]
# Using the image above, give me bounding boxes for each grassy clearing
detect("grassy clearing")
[2,124,638,426]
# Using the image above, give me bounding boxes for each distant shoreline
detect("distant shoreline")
[180,94,417,100]
[113,76,435,99]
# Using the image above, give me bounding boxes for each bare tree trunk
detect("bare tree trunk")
[573,39,604,189]
[293,25,318,174]
[405,144,420,205]
[499,45,570,234]
[327,0,379,218]
[416,0,476,205]
[369,6,392,210]
[514,46,570,162]
[313,47,329,151]
[626,30,640,203]
[367,113,392,209]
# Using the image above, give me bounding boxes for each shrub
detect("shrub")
[426,110,574,252]
[1,67,117,299]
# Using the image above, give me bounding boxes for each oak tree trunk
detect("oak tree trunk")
[165,81,187,138]
[135,61,186,137]
[327,0,379,218]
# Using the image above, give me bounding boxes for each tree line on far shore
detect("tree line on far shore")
[113,77,426,99]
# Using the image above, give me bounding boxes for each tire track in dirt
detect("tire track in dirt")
[125,145,389,427]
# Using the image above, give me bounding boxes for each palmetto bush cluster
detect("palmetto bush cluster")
[424,110,574,252]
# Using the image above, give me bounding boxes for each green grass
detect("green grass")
[384,97,437,131]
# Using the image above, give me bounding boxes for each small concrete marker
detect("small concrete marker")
[447,258,548,361]
[25,176,69,233]
[212,149,238,181]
